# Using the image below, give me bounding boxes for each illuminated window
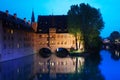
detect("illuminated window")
[50,62,55,66]
[42,35,45,38]
[56,62,59,65]
[42,42,45,45]
[10,30,13,34]
[46,41,48,43]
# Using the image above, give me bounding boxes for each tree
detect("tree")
[67,3,104,52]
[109,31,120,42]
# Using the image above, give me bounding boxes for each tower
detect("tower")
[31,10,37,32]
[31,10,35,23]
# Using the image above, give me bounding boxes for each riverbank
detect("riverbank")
[69,51,89,57]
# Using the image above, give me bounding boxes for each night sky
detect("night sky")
[0,0,120,37]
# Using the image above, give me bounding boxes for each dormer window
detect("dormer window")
[58,29,61,31]
[39,29,42,32]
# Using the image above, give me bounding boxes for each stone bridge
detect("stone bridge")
[34,45,75,53]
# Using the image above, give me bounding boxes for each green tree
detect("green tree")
[67,3,104,52]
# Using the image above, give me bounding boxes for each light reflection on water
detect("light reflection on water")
[2,50,119,80]
[33,54,84,80]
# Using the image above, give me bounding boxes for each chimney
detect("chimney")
[6,10,9,16]
[24,18,26,23]
[14,13,17,19]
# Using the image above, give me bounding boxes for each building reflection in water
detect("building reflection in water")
[0,52,104,80]
[33,54,85,80]
[0,55,34,80]
[110,49,120,60]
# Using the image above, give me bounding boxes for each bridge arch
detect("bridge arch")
[55,47,70,58]
[39,48,52,58]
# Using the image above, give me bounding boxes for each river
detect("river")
[0,50,120,80]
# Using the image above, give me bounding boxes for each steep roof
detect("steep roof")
[37,15,68,33]
[0,11,34,32]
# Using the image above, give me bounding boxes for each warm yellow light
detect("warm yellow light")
[10,30,14,34]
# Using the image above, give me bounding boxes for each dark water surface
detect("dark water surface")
[99,50,120,80]
[0,50,120,80]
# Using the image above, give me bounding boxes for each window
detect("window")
[58,29,61,31]
[39,35,42,38]
[64,42,67,45]
[10,30,14,34]
[61,41,63,45]
[39,29,42,32]
[57,42,60,45]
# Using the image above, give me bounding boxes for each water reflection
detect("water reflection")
[99,50,120,80]
[0,55,34,80]
[0,52,104,80]
[110,49,120,60]
[33,54,84,80]
[33,53,104,80]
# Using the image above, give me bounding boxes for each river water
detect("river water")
[99,50,120,80]
[0,50,120,80]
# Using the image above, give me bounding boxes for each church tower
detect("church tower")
[31,10,35,23]
[31,10,37,32]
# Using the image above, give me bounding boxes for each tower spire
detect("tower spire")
[31,9,35,23]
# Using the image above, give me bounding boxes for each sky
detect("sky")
[0,0,120,38]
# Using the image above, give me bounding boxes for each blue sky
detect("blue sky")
[0,0,120,37]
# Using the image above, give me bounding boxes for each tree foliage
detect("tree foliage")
[109,31,120,42]
[67,3,104,52]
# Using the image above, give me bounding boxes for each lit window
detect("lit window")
[42,42,44,45]
[51,41,54,43]
[51,62,55,66]
[46,41,48,43]
[42,35,45,38]
[10,30,14,34]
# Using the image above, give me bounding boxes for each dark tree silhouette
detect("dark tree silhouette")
[67,3,104,52]
[109,31,120,42]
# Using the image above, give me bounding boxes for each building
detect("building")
[0,10,34,62]
[33,15,77,53]
[0,10,84,62]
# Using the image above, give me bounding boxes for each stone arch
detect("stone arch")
[39,47,52,58]
[55,47,70,58]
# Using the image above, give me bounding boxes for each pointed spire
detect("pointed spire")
[31,9,35,23]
